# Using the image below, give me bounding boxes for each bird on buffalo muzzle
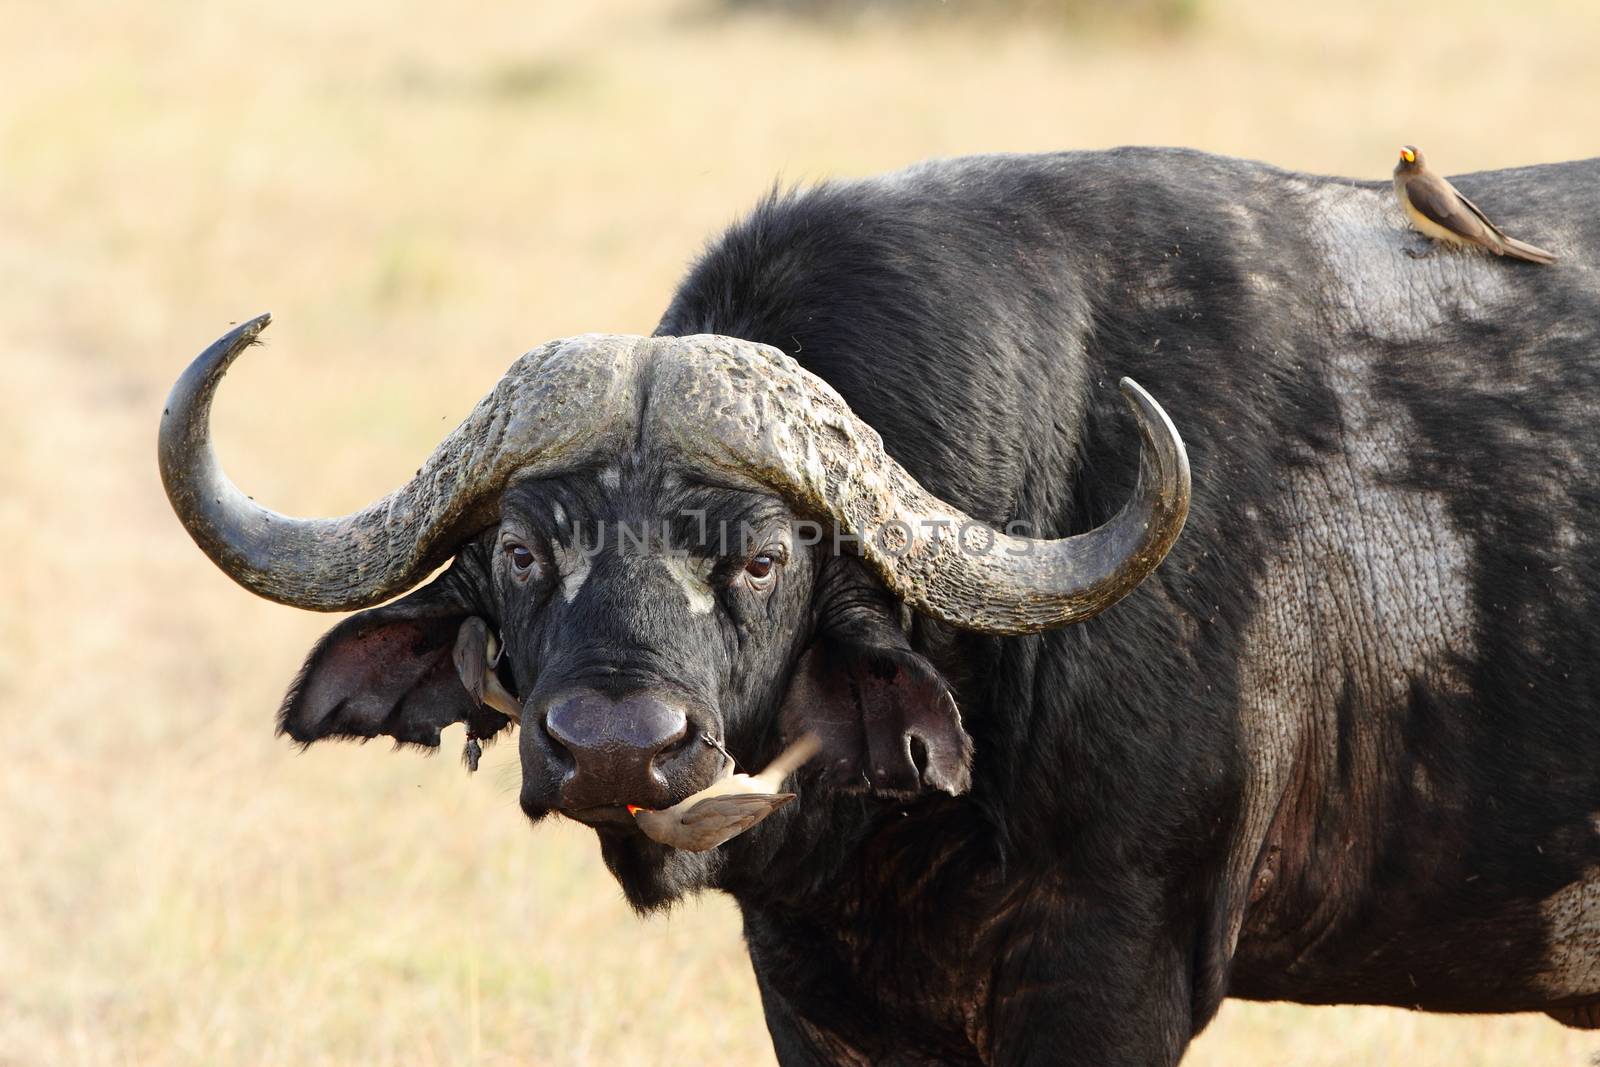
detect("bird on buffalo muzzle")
[1393,145,1556,264]
[628,733,822,852]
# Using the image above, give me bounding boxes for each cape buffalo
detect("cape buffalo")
[160,147,1600,1065]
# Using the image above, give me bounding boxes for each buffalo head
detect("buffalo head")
[159,315,1189,906]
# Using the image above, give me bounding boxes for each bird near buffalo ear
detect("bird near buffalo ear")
[1392,144,1556,264]
[451,617,521,773]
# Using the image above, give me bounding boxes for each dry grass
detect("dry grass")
[3,0,1598,1063]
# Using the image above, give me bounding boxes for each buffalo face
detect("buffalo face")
[275,466,971,906]
[158,319,1189,906]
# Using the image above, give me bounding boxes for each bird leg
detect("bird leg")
[1403,236,1439,259]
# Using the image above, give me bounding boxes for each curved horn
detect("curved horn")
[162,320,1188,632]
[158,315,644,610]
[649,336,1190,635]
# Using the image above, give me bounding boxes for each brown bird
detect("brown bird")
[629,733,822,852]
[452,617,522,722]
[452,617,522,771]
[1393,145,1555,264]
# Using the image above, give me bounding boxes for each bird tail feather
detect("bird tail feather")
[1500,235,1557,264]
[756,733,822,788]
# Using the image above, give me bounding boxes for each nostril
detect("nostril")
[652,720,696,762]
[542,710,575,755]
[539,719,576,772]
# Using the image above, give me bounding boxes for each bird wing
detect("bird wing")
[1406,174,1498,242]
[679,790,795,828]
[1445,183,1513,242]
[642,792,794,851]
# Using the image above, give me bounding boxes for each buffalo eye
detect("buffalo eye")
[504,542,538,579]
[742,551,780,591]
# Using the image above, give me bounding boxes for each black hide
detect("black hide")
[274,149,1600,1066]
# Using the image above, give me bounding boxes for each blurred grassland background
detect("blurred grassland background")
[3,0,1599,1063]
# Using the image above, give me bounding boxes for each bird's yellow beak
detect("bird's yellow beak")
[1400,148,1416,164]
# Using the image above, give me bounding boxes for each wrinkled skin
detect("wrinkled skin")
[229,148,1600,1065]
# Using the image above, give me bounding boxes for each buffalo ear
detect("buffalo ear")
[782,640,972,797]
[279,564,510,749]
[780,558,972,797]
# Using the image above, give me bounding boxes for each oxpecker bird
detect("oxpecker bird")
[1393,145,1556,264]
[629,734,822,851]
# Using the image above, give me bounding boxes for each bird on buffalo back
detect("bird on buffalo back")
[1393,145,1556,264]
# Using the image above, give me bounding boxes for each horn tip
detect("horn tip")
[237,311,273,343]
[1116,377,1167,431]
[219,312,273,353]
[1116,376,1149,404]
[1115,376,1173,432]
[159,313,279,496]
[1115,375,1191,499]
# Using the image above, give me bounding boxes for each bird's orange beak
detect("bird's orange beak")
[1400,148,1416,164]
